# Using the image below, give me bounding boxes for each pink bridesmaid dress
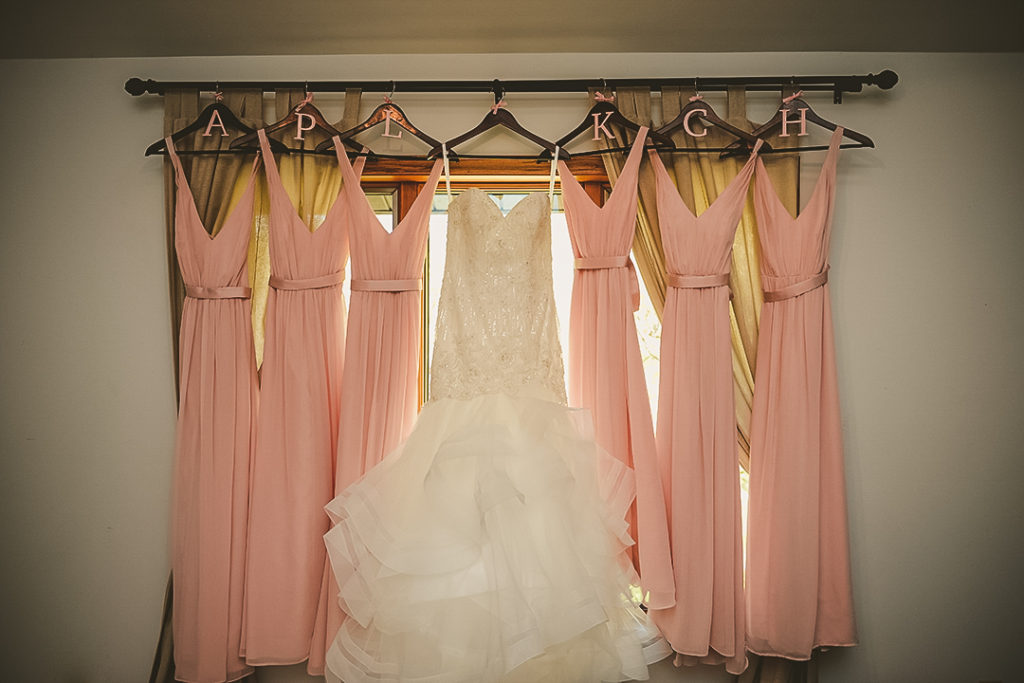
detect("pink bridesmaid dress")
[747,127,857,659]
[243,130,358,667]
[558,126,675,609]
[646,141,763,675]
[307,152,443,674]
[166,138,259,683]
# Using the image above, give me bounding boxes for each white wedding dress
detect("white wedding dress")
[323,188,670,682]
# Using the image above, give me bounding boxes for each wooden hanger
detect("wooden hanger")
[316,92,442,153]
[541,91,674,159]
[428,84,565,160]
[721,90,873,158]
[145,94,287,155]
[656,94,764,150]
[228,91,362,153]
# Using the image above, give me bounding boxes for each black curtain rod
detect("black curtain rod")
[125,71,897,104]
[154,142,872,159]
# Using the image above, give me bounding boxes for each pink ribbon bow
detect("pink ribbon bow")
[296,91,314,111]
[490,98,507,114]
[782,89,804,104]
[594,91,615,103]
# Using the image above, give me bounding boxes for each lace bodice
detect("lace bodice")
[430,189,567,403]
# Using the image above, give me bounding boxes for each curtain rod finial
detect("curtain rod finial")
[872,70,899,90]
[125,78,157,96]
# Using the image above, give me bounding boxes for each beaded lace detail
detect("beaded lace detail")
[430,189,567,403]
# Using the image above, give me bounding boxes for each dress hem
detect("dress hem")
[174,667,254,683]
[745,640,859,662]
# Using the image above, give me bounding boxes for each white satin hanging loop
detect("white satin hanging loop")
[441,143,452,200]
[548,145,560,202]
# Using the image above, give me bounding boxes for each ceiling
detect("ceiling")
[5,0,1023,58]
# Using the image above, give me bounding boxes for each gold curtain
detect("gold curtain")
[151,89,363,683]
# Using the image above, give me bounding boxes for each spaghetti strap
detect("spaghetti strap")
[332,135,367,184]
[617,125,649,186]
[165,136,260,240]
[557,126,649,211]
[164,136,185,177]
[257,128,284,190]
[822,127,844,175]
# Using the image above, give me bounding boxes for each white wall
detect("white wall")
[1,52,1021,683]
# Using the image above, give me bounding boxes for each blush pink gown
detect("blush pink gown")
[166,138,258,683]
[646,141,763,675]
[307,153,442,674]
[243,130,359,667]
[747,127,857,659]
[558,127,675,609]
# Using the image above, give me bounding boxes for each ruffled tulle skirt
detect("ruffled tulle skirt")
[323,390,670,682]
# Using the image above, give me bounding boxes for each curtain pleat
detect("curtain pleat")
[162,90,198,392]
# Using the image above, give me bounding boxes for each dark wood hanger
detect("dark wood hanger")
[656,95,765,150]
[145,99,287,155]
[228,95,362,153]
[541,95,674,159]
[428,90,565,160]
[721,92,873,158]
[315,99,441,153]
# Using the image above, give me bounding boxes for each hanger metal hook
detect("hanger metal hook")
[491,79,504,105]
[387,80,396,102]
[214,80,223,102]
[787,75,799,98]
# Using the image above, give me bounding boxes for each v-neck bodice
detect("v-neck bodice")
[753,127,843,285]
[558,126,649,261]
[258,129,362,281]
[335,144,442,283]
[166,136,259,292]
[648,139,763,278]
